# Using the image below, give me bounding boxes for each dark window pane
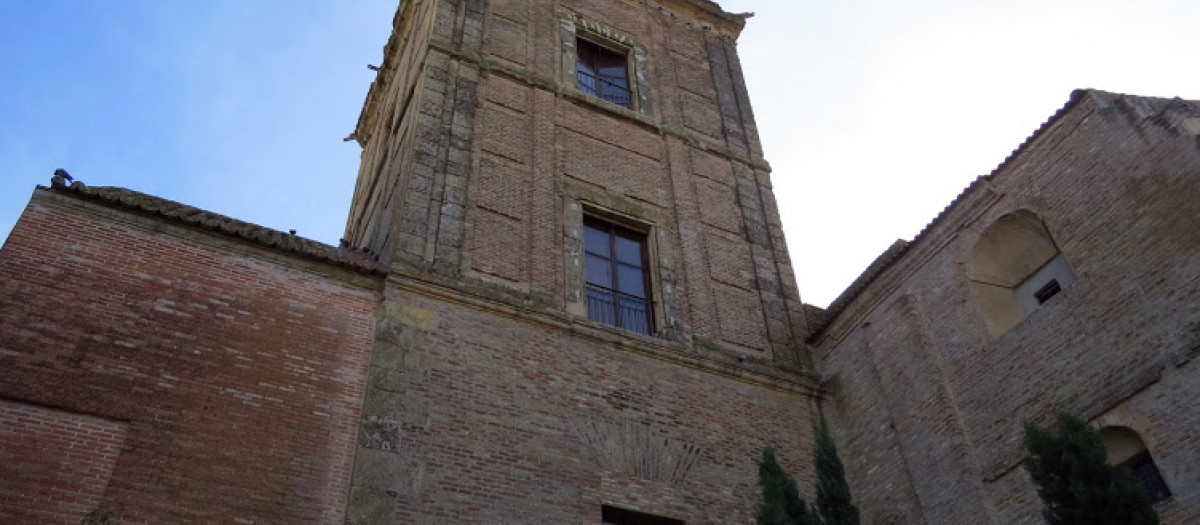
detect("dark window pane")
[1122,451,1172,503]
[599,62,626,79]
[597,52,628,95]
[599,65,627,89]
[582,216,653,335]
[577,59,597,95]
[599,79,630,106]
[577,58,595,76]
[584,224,609,254]
[614,235,642,265]
[617,264,645,298]
[585,253,612,287]
[600,73,627,91]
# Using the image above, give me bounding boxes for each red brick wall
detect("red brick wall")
[0,401,127,524]
[338,3,823,518]
[460,0,802,358]
[0,192,381,523]
[368,290,816,524]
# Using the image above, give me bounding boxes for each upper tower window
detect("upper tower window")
[968,210,1075,336]
[584,216,652,335]
[576,37,632,108]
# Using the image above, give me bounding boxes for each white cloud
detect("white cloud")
[720,0,1200,306]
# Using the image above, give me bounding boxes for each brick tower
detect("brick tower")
[342,0,822,521]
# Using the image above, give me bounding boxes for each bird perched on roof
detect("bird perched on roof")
[53,168,73,182]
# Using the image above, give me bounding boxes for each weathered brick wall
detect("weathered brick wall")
[339,3,826,520]
[0,401,127,524]
[347,283,820,524]
[815,91,1200,524]
[0,190,381,523]
[466,0,807,360]
[345,0,441,259]
[818,326,927,525]
[347,0,811,365]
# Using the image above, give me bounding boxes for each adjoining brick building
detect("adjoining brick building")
[0,1,1196,524]
[812,90,1200,524]
[0,184,386,523]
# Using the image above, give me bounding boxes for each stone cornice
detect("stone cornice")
[648,0,749,38]
[354,0,430,147]
[384,269,825,398]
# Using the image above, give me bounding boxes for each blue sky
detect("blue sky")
[0,1,392,249]
[3,1,1199,306]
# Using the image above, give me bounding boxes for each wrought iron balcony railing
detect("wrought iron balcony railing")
[577,70,631,108]
[586,284,652,336]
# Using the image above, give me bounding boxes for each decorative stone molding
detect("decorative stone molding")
[570,416,703,486]
[559,180,680,340]
[559,13,654,115]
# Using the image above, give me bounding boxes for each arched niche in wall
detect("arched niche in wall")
[1098,426,1172,504]
[968,210,1075,336]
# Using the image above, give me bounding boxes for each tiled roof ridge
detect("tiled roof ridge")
[808,88,1199,340]
[44,177,389,276]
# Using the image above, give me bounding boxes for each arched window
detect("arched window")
[1099,426,1171,503]
[968,211,1075,335]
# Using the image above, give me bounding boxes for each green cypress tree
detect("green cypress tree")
[814,424,860,525]
[1024,413,1159,525]
[757,447,819,525]
[81,509,117,525]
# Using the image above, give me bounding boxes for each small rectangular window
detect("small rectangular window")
[1033,279,1062,304]
[577,37,631,108]
[584,216,652,335]
[601,505,683,525]
[1014,254,1075,314]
